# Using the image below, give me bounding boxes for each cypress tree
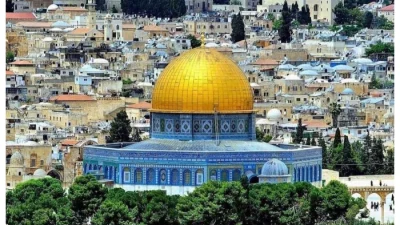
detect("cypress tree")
[231,13,245,43]
[305,4,312,24]
[340,135,355,176]
[360,130,371,172]
[333,128,341,148]
[311,137,317,146]
[306,134,311,145]
[278,1,292,43]
[318,134,328,168]
[294,118,304,144]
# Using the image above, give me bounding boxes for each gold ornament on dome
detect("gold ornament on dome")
[150,47,254,114]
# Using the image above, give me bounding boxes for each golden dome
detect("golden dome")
[151,48,253,113]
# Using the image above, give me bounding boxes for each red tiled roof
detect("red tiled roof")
[6,70,14,76]
[122,24,136,29]
[9,60,34,65]
[127,102,152,109]
[379,4,394,11]
[50,94,95,101]
[61,139,79,146]
[6,12,36,19]
[16,22,52,28]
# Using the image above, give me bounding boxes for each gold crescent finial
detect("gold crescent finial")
[201,33,205,47]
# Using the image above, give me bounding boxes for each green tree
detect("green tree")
[256,127,264,141]
[187,34,201,48]
[6,0,14,12]
[6,51,15,63]
[349,8,364,26]
[291,2,299,21]
[321,180,352,221]
[231,13,245,43]
[329,103,341,128]
[109,110,132,143]
[262,135,273,143]
[68,175,108,224]
[272,18,283,30]
[369,74,381,89]
[333,128,342,148]
[365,41,394,57]
[363,11,374,28]
[306,134,311,145]
[279,1,292,43]
[91,200,134,225]
[111,5,118,13]
[376,15,394,29]
[340,135,356,176]
[95,0,106,11]
[299,5,311,25]
[177,181,247,225]
[311,137,317,146]
[342,25,362,37]
[384,148,394,174]
[267,13,275,21]
[333,1,350,25]
[132,128,142,142]
[318,134,328,169]
[367,138,385,174]
[6,178,74,225]
[294,118,304,144]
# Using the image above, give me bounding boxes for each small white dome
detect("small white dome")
[34,169,47,177]
[285,74,302,80]
[10,152,24,166]
[266,109,282,121]
[47,4,58,11]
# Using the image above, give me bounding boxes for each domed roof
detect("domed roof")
[261,159,288,176]
[266,109,282,121]
[285,74,302,80]
[297,64,314,70]
[47,4,58,11]
[33,169,47,176]
[341,88,354,95]
[151,48,253,113]
[10,152,24,166]
[105,14,112,19]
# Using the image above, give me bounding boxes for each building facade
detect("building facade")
[83,46,322,195]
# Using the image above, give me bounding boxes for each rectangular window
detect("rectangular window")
[40,160,44,166]
[31,159,36,167]
[124,172,130,182]
[296,98,301,102]
[197,174,203,185]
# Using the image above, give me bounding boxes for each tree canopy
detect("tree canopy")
[121,0,186,18]
[7,175,384,225]
[231,13,245,43]
[278,1,292,43]
[6,0,14,12]
[108,110,132,143]
[187,34,201,48]
[6,51,15,63]
[365,41,394,57]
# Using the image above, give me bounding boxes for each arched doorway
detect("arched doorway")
[47,170,62,180]
[249,175,259,184]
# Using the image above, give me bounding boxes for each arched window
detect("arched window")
[314,4,318,11]
[293,168,297,182]
[159,169,167,184]
[196,169,203,185]
[183,170,191,185]
[210,169,217,181]
[30,154,37,167]
[314,165,318,182]
[297,168,301,182]
[171,169,179,185]
[221,170,229,181]
[301,167,305,181]
[135,168,143,184]
[116,25,120,30]
[232,170,241,181]
[123,167,130,183]
[104,166,109,179]
[147,168,155,184]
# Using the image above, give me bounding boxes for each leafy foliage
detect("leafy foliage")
[278,1,292,43]
[68,175,108,224]
[121,0,186,18]
[231,13,245,43]
[293,118,304,144]
[6,0,14,12]
[187,34,201,48]
[91,200,134,225]
[6,51,15,63]
[365,41,394,57]
[329,103,341,128]
[109,110,132,143]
